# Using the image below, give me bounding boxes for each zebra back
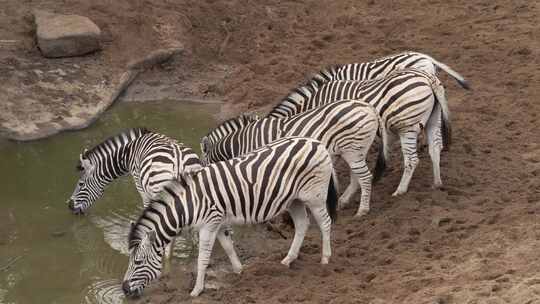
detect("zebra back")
[203,99,383,166]
[335,51,469,89]
[183,137,334,225]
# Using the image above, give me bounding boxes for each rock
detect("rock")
[34,10,101,58]
[432,216,452,227]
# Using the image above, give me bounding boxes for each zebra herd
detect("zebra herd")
[67,51,469,297]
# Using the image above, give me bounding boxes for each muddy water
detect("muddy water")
[0,101,220,304]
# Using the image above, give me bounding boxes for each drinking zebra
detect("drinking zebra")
[201,99,388,217]
[67,128,202,213]
[308,51,469,90]
[122,137,338,297]
[67,128,204,263]
[268,68,450,196]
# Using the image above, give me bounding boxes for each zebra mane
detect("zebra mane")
[306,64,343,86]
[127,199,166,249]
[268,65,342,115]
[205,113,258,138]
[82,128,151,159]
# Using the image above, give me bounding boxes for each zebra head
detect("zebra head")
[67,151,107,214]
[123,228,164,297]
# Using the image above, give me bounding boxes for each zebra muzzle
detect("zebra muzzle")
[122,281,142,298]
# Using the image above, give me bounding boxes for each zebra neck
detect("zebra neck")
[120,141,140,176]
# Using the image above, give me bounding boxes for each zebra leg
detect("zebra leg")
[306,202,332,264]
[163,240,174,274]
[393,129,420,196]
[426,106,443,188]
[281,200,309,267]
[216,227,243,273]
[337,170,359,210]
[340,153,372,217]
[191,223,220,297]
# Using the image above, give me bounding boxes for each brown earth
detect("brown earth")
[2,0,540,303]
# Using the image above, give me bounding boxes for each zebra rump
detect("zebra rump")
[267,68,452,196]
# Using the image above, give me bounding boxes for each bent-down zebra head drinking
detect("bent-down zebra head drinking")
[123,137,338,297]
[67,128,202,214]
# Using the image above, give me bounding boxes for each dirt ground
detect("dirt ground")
[3,0,540,303]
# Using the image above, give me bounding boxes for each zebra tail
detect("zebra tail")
[422,53,471,90]
[326,169,338,223]
[373,113,389,183]
[432,80,452,151]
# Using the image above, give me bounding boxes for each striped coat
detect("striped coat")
[123,137,338,297]
[202,99,388,217]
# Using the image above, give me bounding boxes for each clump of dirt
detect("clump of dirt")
[3,0,540,303]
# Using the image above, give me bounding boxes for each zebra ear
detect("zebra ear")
[200,136,209,152]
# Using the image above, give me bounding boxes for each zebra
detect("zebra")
[268,68,451,196]
[307,51,470,90]
[67,128,202,213]
[67,128,203,264]
[201,99,388,217]
[122,137,338,297]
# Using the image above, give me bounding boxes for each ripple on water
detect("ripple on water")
[83,278,125,304]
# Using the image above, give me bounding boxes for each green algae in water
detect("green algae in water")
[0,101,219,304]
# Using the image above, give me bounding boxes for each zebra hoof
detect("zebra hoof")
[354,208,369,218]
[281,256,295,267]
[232,265,243,274]
[190,286,204,297]
[392,188,407,196]
[432,182,443,189]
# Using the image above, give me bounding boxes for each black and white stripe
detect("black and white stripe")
[268,68,451,196]
[67,128,202,214]
[201,99,388,217]
[332,51,470,89]
[122,137,338,297]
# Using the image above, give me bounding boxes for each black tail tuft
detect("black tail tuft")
[373,140,387,183]
[441,115,452,152]
[326,175,338,223]
[459,79,471,90]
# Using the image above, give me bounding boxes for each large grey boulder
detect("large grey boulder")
[34,10,101,58]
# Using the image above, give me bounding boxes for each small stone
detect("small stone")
[432,216,452,227]
[34,10,101,58]
[365,273,376,282]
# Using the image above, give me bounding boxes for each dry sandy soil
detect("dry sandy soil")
[2,0,540,303]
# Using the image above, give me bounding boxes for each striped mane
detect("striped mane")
[268,65,342,116]
[205,114,259,139]
[127,199,166,249]
[82,128,151,159]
